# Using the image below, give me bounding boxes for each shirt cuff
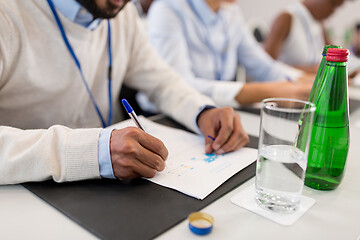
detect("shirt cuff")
[193,105,216,135]
[211,81,243,108]
[98,128,116,179]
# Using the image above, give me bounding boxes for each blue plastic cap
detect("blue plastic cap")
[189,223,213,235]
[121,99,133,113]
[188,212,214,236]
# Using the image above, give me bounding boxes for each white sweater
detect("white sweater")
[0,0,214,184]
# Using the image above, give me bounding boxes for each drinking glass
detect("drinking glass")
[255,98,316,213]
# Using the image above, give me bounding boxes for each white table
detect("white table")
[1,109,360,240]
[157,110,360,240]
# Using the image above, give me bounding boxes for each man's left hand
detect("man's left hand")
[197,107,250,154]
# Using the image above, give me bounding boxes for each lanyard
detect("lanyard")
[47,0,113,128]
[187,0,229,80]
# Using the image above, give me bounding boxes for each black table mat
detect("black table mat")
[22,117,259,240]
[23,98,360,240]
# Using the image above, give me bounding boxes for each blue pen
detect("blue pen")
[121,99,147,132]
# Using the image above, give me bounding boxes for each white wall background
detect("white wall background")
[237,0,360,47]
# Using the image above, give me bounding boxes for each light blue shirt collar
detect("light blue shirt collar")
[190,0,221,25]
[52,0,102,30]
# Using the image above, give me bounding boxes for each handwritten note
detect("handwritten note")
[111,117,257,200]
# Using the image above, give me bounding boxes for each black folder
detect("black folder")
[22,117,259,240]
[21,99,360,240]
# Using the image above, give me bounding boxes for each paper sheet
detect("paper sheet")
[111,117,257,200]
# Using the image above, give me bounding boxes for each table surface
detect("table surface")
[2,88,360,240]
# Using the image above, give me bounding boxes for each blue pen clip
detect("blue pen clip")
[122,99,133,113]
[121,99,147,132]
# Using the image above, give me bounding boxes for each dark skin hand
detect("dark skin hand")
[197,107,250,155]
[110,107,250,179]
[110,127,168,179]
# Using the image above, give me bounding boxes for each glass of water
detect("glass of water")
[255,98,316,214]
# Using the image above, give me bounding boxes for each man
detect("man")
[0,0,249,184]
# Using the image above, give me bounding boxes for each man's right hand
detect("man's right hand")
[110,127,168,179]
[271,81,313,101]
[235,81,312,105]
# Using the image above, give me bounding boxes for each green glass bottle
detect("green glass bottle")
[308,45,341,103]
[295,45,341,152]
[304,48,350,190]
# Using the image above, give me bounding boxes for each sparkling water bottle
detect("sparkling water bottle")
[308,45,341,103]
[304,48,350,190]
[296,45,341,153]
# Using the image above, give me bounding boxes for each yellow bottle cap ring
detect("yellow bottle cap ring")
[188,212,214,235]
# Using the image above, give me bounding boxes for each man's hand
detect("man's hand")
[272,81,313,101]
[235,81,312,105]
[197,107,250,155]
[110,127,168,179]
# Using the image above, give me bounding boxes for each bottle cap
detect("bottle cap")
[322,45,341,56]
[325,48,350,62]
[188,212,214,235]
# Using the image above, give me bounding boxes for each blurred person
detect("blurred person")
[264,0,345,73]
[348,23,360,82]
[136,0,312,114]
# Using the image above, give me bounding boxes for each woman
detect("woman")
[264,0,344,73]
